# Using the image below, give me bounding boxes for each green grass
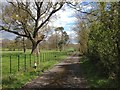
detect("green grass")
[80,56,118,88]
[2,50,69,88]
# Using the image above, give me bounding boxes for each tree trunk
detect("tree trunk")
[31,32,41,55]
[23,37,26,53]
[31,42,40,66]
[30,33,44,65]
[31,42,40,56]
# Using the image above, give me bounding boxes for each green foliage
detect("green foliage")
[55,27,69,51]
[80,56,118,88]
[55,27,64,31]
[74,12,90,54]
[87,2,120,83]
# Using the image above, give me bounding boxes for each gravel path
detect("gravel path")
[20,53,89,89]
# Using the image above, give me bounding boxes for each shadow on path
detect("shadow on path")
[20,53,89,89]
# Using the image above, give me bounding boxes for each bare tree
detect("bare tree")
[0,1,64,55]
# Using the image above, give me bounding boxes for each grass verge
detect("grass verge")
[80,56,118,88]
[2,51,69,89]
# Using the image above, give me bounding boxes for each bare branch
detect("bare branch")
[33,3,64,38]
[18,2,36,21]
[0,25,29,37]
[81,17,99,23]
[22,7,36,21]
[7,1,16,7]
[40,4,50,17]
[67,2,97,16]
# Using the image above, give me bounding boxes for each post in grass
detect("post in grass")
[9,55,12,74]
[18,55,20,71]
[33,61,37,72]
[24,54,26,71]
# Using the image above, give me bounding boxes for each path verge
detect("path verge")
[20,53,89,89]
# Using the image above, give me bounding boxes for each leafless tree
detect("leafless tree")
[0,0,64,55]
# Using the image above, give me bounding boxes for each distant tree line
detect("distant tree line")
[2,37,32,51]
[2,27,70,52]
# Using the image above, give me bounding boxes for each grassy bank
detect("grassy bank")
[80,56,119,88]
[2,50,70,88]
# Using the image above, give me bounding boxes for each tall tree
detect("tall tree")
[0,1,64,55]
[74,15,89,54]
[55,27,69,51]
[14,36,22,51]
[71,2,120,86]
[55,27,64,51]
[87,2,120,84]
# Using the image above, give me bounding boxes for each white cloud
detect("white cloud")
[87,6,93,10]
[82,5,92,11]
[49,5,77,28]
[49,6,78,44]
[66,30,75,35]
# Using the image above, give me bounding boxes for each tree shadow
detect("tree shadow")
[43,62,89,88]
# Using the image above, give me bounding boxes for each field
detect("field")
[2,50,72,88]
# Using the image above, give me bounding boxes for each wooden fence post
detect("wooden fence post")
[44,52,46,61]
[24,54,26,71]
[10,55,12,74]
[43,53,44,62]
[37,54,39,65]
[18,55,20,71]
[48,52,50,61]
[30,54,31,67]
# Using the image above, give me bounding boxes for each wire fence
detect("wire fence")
[2,51,73,76]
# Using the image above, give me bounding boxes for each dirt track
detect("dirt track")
[20,53,89,89]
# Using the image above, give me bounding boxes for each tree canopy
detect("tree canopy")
[74,2,120,85]
[0,1,64,54]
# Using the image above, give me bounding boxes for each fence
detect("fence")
[2,51,73,77]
